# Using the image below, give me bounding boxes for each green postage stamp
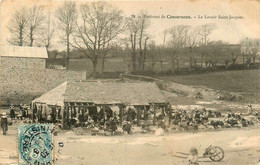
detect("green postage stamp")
[18,124,54,165]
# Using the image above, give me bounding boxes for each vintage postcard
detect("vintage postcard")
[0,0,259,165]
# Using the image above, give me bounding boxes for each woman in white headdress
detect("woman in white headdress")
[1,112,8,135]
[247,103,253,114]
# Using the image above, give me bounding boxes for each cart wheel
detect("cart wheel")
[209,146,224,162]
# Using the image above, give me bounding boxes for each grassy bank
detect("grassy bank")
[158,70,260,102]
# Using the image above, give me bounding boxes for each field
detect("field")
[69,58,260,102]
[68,58,260,102]
[54,58,260,104]
[68,58,127,72]
[158,70,260,103]
[67,58,172,73]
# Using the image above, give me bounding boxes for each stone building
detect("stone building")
[0,45,48,69]
[0,45,86,105]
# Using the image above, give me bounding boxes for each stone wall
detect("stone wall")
[0,67,86,105]
[0,56,46,69]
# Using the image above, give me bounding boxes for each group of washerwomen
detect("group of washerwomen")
[8,103,29,120]
[35,105,62,124]
[73,107,163,135]
[74,107,139,134]
[0,103,29,135]
[171,105,259,131]
[171,108,221,130]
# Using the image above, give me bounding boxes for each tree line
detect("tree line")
[8,5,54,49]
[7,2,260,77]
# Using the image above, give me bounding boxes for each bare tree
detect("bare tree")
[27,5,46,46]
[138,12,150,72]
[167,25,189,71]
[56,2,78,70]
[71,2,124,78]
[186,27,199,69]
[100,22,125,75]
[160,29,169,47]
[196,23,216,67]
[7,7,29,46]
[198,23,216,45]
[39,12,55,51]
[126,11,150,72]
[209,42,221,70]
[140,36,149,71]
[48,50,59,59]
[146,40,157,71]
[240,38,260,69]
[126,17,139,72]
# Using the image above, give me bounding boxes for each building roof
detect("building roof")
[33,81,168,106]
[33,82,67,106]
[0,45,48,59]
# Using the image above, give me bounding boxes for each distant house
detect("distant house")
[0,45,48,69]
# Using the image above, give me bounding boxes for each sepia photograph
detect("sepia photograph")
[0,0,260,164]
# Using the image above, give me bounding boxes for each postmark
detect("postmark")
[18,124,54,165]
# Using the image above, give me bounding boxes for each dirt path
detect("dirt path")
[54,128,260,165]
[1,124,260,165]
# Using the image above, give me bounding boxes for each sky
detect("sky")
[1,0,260,50]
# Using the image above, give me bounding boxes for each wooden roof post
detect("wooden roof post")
[143,105,146,120]
[77,103,80,121]
[67,105,70,121]
[83,105,87,121]
[119,105,124,125]
[81,104,84,122]
[137,106,140,126]
[73,104,76,118]
[169,105,172,126]
[62,103,68,129]
[153,104,156,125]
[32,102,35,123]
